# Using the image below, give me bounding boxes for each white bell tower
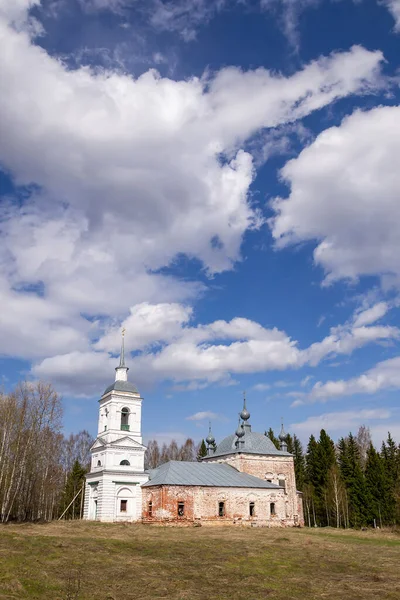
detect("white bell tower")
[83,330,148,522]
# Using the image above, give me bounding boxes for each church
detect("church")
[83,336,304,527]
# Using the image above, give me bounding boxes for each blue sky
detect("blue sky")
[1,0,400,448]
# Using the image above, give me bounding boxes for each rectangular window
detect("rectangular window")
[270,502,276,516]
[148,501,153,517]
[279,479,286,491]
[249,502,255,517]
[218,501,225,517]
[177,502,185,517]
[120,500,127,512]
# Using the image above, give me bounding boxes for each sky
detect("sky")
[1,0,400,449]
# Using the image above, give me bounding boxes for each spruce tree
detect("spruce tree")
[316,429,336,493]
[381,433,398,524]
[305,434,319,524]
[365,444,388,526]
[338,434,370,527]
[197,439,207,461]
[266,427,280,450]
[286,433,294,454]
[293,435,306,491]
[62,460,86,520]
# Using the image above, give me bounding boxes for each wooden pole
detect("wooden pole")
[58,487,82,521]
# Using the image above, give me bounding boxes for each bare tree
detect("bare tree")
[0,382,64,522]
[356,425,372,470]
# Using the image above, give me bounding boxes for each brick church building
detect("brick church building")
[84,336,304,527]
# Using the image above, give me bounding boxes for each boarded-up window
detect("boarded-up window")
[177,502,185,517]
[249,502,255,517]
[279,479,286,491]
[120,500,127,512]
[218,501,225,517]
[270,502,276,516]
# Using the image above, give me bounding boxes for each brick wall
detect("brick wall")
[205,453,301,523]
[142,484,299,527]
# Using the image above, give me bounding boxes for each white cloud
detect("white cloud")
[32,302,400,395]
[353,302,389,327]
[290,408,393,441]
[382,0,400,31]
[186,411,220,421]
[0,2,386,368]
[95,302,193,353]
[305,323,399,367]
[252,383,271,391]
[260,0,320,48]
[270,105,400,287]
[309,355,400,401]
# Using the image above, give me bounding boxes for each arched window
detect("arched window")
[97,460,102,467]
[121,407,130,431]
[120,460,130,466]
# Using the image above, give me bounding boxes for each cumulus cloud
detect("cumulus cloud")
[32,300,400,395]
[0,0,387,370]
[291,408,391,433]
[270,105,400,287]
[290,408,394,444]
[95,302,193,353]
[308,355,400,401]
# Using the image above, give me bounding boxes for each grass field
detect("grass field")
[0,522,399,600]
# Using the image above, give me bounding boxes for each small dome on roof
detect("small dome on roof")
[211,430,288,457]
[240,394,250,421]
[102,380,139,396]
[279,422,287,442]
[235,418,245,438]
[206,432,215,444]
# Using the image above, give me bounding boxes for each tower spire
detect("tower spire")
[115,328,129,382]
[119,327,126,367]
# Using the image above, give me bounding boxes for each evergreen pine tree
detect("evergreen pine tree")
[338,433,370,527]
[316,429,336,493]
[293,435,306,491]
[381,433,398,524]
[365,443,388,526]
[305,434,319,524]
[197,439,207,461]
[266,427,280,450]
[286,433,294,454]
[62,460,86,519]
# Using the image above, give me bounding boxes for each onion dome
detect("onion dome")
[206,423,215,446]
[240,393,250,421]
[279,421,287,442]
[236,417,245,438]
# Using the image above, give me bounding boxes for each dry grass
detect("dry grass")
[0,522,399,600]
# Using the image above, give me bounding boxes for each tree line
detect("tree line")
[144,438,205,468]
[266,426,400,528]
[0,383,92,523]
